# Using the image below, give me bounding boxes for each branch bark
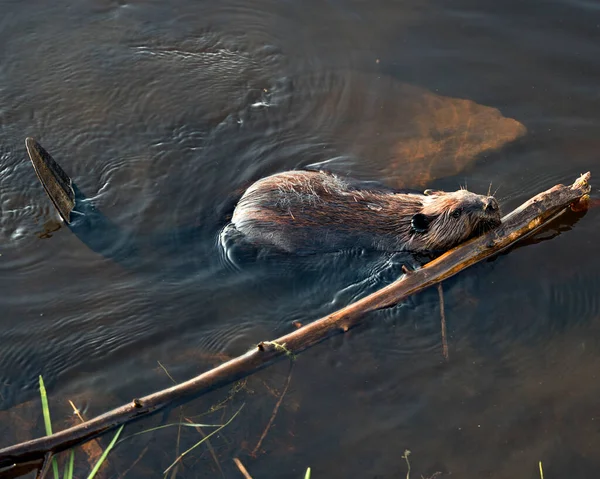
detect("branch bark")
[0,172,591,471]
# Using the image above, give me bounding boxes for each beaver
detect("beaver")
[23,138,501,258]
[231,170,501,254]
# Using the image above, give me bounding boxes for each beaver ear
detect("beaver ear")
[411,213,430,233]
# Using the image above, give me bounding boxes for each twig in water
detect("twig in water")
[68,399,105,468]
[120,445,149,479]
[257,378,279,398]
[437,283,449,361]
[169,408,184,479]
[203,380,248,416]
[233,457,253,479]
[184,417,224,477]
[156,363,185,479]
[36,452,54,479]
[156,361,224,478]
[68,400,85,423]
[157,361,178,385]
[251,362,294,457]
[163,405,244,475]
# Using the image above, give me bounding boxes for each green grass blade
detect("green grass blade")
[39,375,53,436]
[118,421,223,445]
[64,450,75,479]
[86,424,124,479]
[163,405,244,476]
[539,461,544,479]
[38,375,59,479]
[51,454,59,478]
[304,467,311,479]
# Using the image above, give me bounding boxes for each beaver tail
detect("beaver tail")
[24,139,212,276]
[26,137,75,224]
[25,138,144,267]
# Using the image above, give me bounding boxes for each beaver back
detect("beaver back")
[231,170,500,254]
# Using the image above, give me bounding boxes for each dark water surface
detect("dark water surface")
[1,0,600,477]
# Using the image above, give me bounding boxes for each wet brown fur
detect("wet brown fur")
[230,170,501,254]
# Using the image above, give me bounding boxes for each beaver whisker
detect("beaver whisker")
[493,183,503,198]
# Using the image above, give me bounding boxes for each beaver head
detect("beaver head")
[408,188,502,252]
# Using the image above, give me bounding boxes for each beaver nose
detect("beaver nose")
[484,196,499,213]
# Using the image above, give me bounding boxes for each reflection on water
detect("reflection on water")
[1,0,600,477]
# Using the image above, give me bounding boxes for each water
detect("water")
[1,0,599,477]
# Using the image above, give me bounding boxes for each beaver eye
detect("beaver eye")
[451,209,462,218]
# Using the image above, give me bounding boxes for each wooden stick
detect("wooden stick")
[35,452,53,479]
[233,457,253,479]
[120,445,149,479]
[250,362,294,457]
[0,173,591,469]
[183,417,224,478]
[437,283,449,362]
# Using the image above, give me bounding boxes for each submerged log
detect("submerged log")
[0,172,591,472]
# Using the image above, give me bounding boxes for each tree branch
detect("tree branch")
[0,173,591,471]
